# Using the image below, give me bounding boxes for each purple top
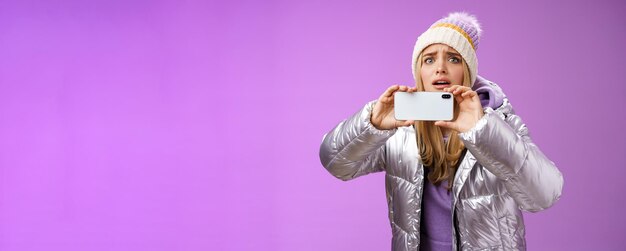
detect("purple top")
[419,76,504,250]
[419,136,454,251]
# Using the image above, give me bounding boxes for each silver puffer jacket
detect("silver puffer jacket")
[319,82,563,250]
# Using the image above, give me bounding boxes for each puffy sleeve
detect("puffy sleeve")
[319,100,396,181]
[459,100,564,212]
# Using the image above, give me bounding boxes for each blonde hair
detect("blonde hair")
[413,51,472,191]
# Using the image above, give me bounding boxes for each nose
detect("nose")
[436,61,447,74]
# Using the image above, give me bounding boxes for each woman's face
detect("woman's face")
[419,44,464,92]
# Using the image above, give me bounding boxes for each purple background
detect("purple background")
[1,0,625,250]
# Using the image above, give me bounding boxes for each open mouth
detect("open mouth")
[433,80,450,88]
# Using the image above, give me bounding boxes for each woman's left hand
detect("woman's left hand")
[435,85,484,133]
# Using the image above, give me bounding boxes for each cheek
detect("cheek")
[451,65,464,84]
[420,65,433,81]
[420,74,433,88]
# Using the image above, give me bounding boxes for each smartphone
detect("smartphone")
[394,92,454,121]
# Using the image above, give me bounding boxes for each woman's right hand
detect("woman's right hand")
[370,85,417,130]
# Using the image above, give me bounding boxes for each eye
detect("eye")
[449,56,460,63]
[424,57,434,64]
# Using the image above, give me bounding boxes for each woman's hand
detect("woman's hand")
[435,85,484,133]
[371,85,417,130]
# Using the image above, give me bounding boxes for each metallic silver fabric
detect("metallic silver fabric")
[319,97,563,251]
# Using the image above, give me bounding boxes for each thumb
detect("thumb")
[398,120,414,127]
[434,120,455,130]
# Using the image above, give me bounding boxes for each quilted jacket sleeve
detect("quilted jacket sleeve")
[459,101,564,212]
[319,100,397,181]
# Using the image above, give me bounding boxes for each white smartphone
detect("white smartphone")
[394,92,454,121]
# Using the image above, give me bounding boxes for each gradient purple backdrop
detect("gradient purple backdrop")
[1,0,625,250]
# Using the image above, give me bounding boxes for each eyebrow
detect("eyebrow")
[422,51,462,58]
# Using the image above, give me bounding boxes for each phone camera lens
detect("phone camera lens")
[442,94,451,99]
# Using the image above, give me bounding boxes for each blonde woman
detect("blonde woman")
[319,12,563,251]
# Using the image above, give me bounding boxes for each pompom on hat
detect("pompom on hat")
[412,12,482,86]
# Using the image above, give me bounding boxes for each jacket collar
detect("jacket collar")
[453,149,477,201]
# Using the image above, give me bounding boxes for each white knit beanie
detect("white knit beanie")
[412,12,482,86]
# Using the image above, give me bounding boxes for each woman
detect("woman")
[318,12,563,251]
